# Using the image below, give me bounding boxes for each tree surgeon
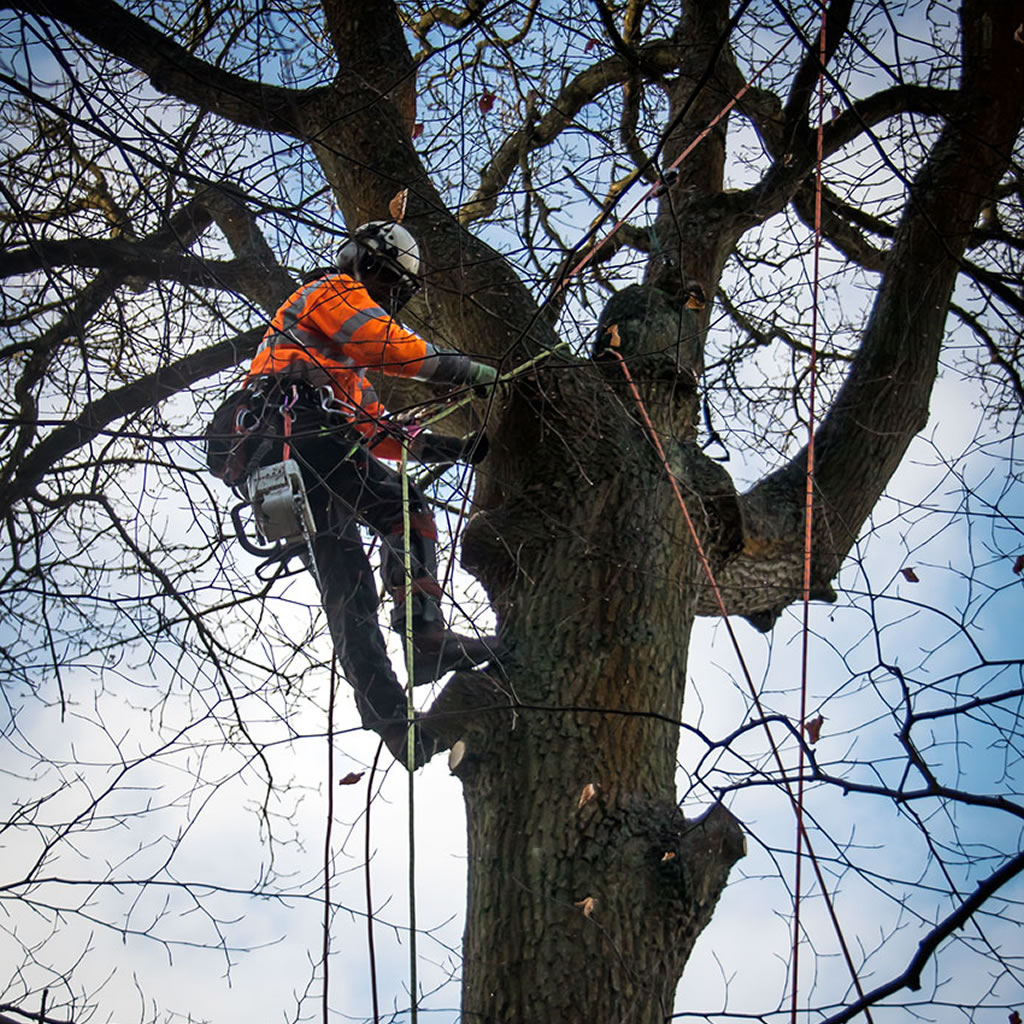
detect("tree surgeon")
[212,221,502,764]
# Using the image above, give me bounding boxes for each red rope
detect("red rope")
[790,9,828,1018]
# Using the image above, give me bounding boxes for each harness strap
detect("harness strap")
[281,384,298,462]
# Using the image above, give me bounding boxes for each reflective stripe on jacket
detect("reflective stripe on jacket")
[246,274,440,460]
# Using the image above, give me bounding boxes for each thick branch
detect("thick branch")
[2,327,263,516]
[0,238,261,291]
[961,258,1024,321]
[791,183,887,272]
[407,0,486,41]
[1,192,291,342]
[197,187,297,314]
[780,0,855,145]
[6,0,322,135]
[320,0,418,132]
[703,0,1024,627]
[819,847,1024,1023]
[646,0,741,292]
[718,84,956,246]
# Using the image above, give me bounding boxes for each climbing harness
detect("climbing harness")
[211,381,332,588]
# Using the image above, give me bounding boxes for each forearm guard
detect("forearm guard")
[417,352,497,391]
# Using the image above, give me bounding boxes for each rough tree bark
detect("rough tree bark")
[2,0,1021,1020]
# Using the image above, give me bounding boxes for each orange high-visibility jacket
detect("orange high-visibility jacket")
[247,273,461,461]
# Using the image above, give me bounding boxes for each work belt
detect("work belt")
[206,377,384,488]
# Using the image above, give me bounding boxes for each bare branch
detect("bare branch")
[2,326,262,516]
[818,849,1024,1023]
[7,0,323,135]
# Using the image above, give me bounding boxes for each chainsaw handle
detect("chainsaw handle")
[230,500,287,559]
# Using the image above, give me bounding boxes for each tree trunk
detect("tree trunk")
[456,309,745,1020]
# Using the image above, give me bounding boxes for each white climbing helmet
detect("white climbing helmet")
[336,221,421,307]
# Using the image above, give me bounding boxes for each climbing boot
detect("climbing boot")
[409,625,503,685]
[391,586,502,684]
[380,714,443,770]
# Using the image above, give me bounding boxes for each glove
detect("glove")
[461,429,489,464]
[410,430,489,465]
[467,361,498,398]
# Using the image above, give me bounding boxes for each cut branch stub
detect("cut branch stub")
[593,285,704,389]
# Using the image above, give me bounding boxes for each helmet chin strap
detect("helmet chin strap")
[383,280,417,314]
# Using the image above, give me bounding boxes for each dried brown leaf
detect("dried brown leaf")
[684,281,706,311]
[803,714,825,744]
[661,851,676,862]
[1013,554,1024,575]
[388,189,408,223]
[575,896,596,918]
[479,91,496,114]
[1015,23,1024,46]
[1008,1011,1021,1024]
[606,323,622,349]
[901,566,920,583]
[339,771,365,786]
[577,782,599,810]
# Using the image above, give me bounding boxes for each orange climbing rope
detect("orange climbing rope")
[792,10,828,1023]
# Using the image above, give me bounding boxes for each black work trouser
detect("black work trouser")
[251,384,439,727]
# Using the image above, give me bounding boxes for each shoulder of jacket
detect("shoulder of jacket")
[317,273,373,299]
[299,265,340,284]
